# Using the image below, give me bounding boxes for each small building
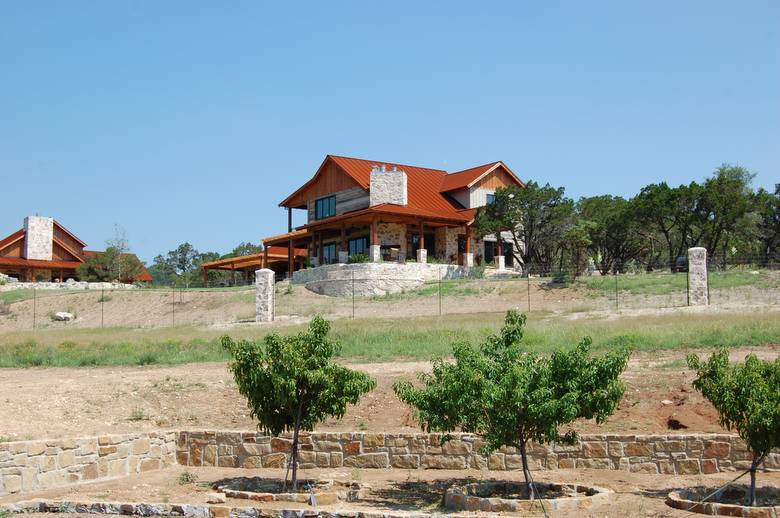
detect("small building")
[0,216,152,283]
[200,246,308,286]
[263,155,524,273]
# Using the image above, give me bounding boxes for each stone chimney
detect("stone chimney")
[23,215,54,260]
[369,164,408,206]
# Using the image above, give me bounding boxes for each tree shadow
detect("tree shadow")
[355,478,478,512]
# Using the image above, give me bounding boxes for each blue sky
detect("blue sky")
[1,1,778,263]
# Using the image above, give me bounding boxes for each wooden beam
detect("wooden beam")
[465,226,472,254]
[419,220,425,249]
[288,238,294,275]
[287,207,293,232]
[263,247,269,269]
[371,217,379,246]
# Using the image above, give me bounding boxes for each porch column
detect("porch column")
[263,246,269,268]
[463,226,474,268]
[288,239,294,275]
[417,220,427,264]
[496,232,505,270]
[318,233,325,265]
[287,207,293,232]
[339,223,348,264]
[369,217,381,262]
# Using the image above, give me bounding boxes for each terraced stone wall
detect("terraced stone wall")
[176,431,780,475]
[0,432,176,497]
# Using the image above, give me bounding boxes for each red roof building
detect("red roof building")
[264,155,524,273]
[0,216,152,283]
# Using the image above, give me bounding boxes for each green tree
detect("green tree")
[577,196,647,274]
[222,316,376,490]
[754,185,780,266]
[394,311,630,495]
[77,246,144,282]
[475,182,575,274]
[226,242,263,258]
[687,350,780,506]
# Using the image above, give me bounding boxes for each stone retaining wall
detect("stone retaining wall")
[0,432,176,497]
[177,431,780,476]
[0,280,137,293]
[3,430,778,499]
[291,263,470,297]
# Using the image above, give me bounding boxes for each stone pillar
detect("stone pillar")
[463,252,474,268]
[496,255,505,270]
[687,247,708,306]
[417,248,427,264]
[369,245,381,262]
[255,269,275,322]
[338,251,349,264]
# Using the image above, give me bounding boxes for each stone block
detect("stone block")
[703,441,730,459]
[583,442,608,458]
[3,474,21,493]
[577,458,612,470]
[261,453,287,468]
[132,438,150,455]
[488,453,505,470]
[608,442,624,457]
[343,453,389,468]
[202,445,217,466]
[701,459,718,474]
[676,459,701,475]
[270,438,292,453]
[392,454,420,469]
[442,440,471,455]
[363,434,385,448]
[624,442,652,457]
[255,269,275,322]
[58,450,76,468]
[421,455,466,469]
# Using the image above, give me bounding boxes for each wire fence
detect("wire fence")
[1,257,777,332]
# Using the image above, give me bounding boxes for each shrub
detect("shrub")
[348,253,370,264]
[687,349,780,506]
[395,310,630,496]
[222,316,376,490]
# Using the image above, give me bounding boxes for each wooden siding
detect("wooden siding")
[0,239,23,258]
[473,165,516,190]
[52,241,81,261]
[307,186,370,223]
[286,161,363,208]
[53,225,85,255]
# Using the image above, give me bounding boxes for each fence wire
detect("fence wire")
[0,258,777,331]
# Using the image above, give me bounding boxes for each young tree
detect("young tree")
[77,246,144,282]
[687,350,780,506]
[222,316,376,490]
[394,311,630,495]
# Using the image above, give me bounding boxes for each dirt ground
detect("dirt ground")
[1,346,777,441]
[4,464,780,517]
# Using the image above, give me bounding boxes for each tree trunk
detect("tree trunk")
[518,436,534,501]
[748,454,763,506]
[290,400,304,491]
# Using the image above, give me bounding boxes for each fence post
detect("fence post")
[438,268,442,316]
[171,287,175,327]
[527,268,531,312]
[615,271,619,311]
[32,286,36,330]
[101,288,105,328]
[351,270,355,320]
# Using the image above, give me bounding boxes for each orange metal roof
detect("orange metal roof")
[201,247,308,270]
[440,162,501,192]
[262,228,311,246]
[0,257,83,269]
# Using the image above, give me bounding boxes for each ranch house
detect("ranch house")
[262,155,525,275]
[0,215,152,283]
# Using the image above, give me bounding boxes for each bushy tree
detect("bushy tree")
[222,316,376,490]
[394,311,630,495]
[77,246,144,282]
[687,350,780,506]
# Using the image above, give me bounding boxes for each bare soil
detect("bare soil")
[4,465,780,517]
[1,346,777,441]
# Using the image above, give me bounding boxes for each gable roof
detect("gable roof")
[281,154,520,224]
[0,229,25,252]
[53,220,87,247]
[440,161,525,192]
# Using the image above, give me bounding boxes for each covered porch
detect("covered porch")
[199,246,307,286]
[264,207,484,271]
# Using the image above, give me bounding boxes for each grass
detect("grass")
[0,309,778,367]
[582,269,778,296]
[0,289,35,304]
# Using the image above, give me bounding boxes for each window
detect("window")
[322,243,338,264]
[314,196,336,220]
[348,236,369,256]
[486,193,496,205]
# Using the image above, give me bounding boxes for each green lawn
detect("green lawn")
[582,269,777,296]
[0,309,778,368]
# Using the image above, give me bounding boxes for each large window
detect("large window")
[322,243,338,264]
[485,193,496,205]
[314,195,336,220]
[348,236,369,256]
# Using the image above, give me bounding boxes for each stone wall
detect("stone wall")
[0,279,137,293]
[0,432,176,497]
[688,247,708,306]
[3,430,777,498]
[176,431,779,476]
[23,216,54,261]
[291,262,469,297]
[369,166,407,206]
[376,223,406,260]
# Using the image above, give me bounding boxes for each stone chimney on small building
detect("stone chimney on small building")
[23,215,54,261]
[369,164,408,206]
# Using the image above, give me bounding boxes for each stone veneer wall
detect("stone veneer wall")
[3,430,778,498]
[291,262,469,297]
[23,216,54,261]
[177,431,779,475]
[0,432,176,497]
